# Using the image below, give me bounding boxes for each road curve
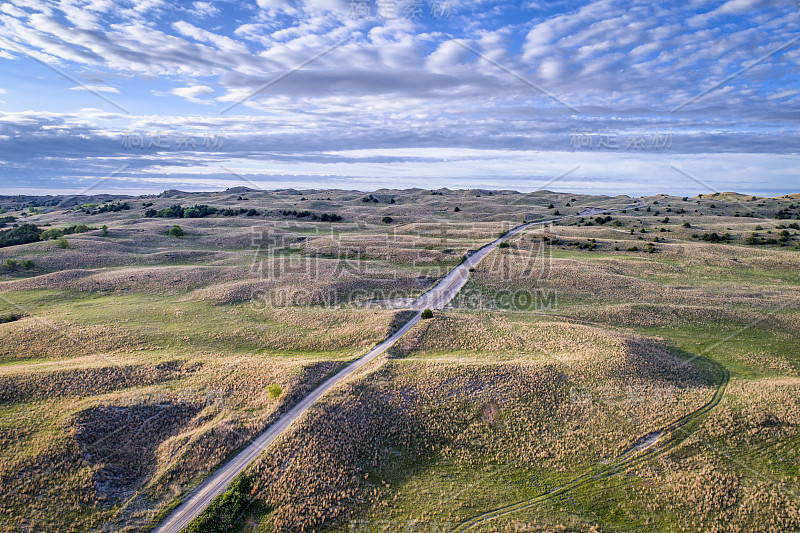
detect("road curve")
[152,203,637,532]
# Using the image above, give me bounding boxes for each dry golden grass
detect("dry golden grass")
[0,354,344,532]
[633,377,800,533]
[0,266,239,294]
[245,313,713,531]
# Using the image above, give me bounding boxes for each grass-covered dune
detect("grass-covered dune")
[0,188,798,532]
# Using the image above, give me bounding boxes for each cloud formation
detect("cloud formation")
[0,0,797,195]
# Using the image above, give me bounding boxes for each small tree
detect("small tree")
[454,206,460,212]
[421,309,433,319]
[267,384,283,399]
[56,237,69,249]
[41,228,64,241]
[3,258,18,270]
[169,225,184,237]
[381,216,393,224]
[100,225,109,236]
[21,260,34,270]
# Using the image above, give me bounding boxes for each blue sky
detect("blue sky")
[0,0,798,196]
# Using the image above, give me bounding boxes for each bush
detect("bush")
[96,201,130,213]
[154,204,185,218]
[0,313,22,323]
[100,225,109,236]
[421,309,434,319]
[454,206,460,212]
[701,232,730,243]
[184,474,253,533]
[267,384,283,399]
[0,224,42,247]
[3,258,18,270]
[56,237,69,249]
[21,259,34,270]
[41,228,64,241]
[498,241,510,248]
[169,225,184,237]
[381,216,393,224]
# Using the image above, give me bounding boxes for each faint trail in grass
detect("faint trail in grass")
[450,356,729,532]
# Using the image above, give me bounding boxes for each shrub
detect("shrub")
[56,237,69,249]
[0,223,42,247]
[96,201,130,213]
[21,259,34,269]
[100,225,109,236]
[701,232,730,243]
[3,258,18,270]
[41,228,64,241]
[168,225,184,237]
[267,384,283,399]
[454,206,460,212]
[421,309,434,319]
[683,222,691,228]
[498,241,510,248]
[381,216,393,224]
[0,313,22,323]
[184,474,253,533]
[156,204,184,218]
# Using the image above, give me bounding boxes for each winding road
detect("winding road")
[152,204,637,532]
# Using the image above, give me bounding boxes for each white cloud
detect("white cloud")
[190,1,218,18]
[171,84,214,103]
[0,3,26,17]
[69,84,120,93]
[0,0,797,194]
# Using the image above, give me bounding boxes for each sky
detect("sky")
[0,0,798,197]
